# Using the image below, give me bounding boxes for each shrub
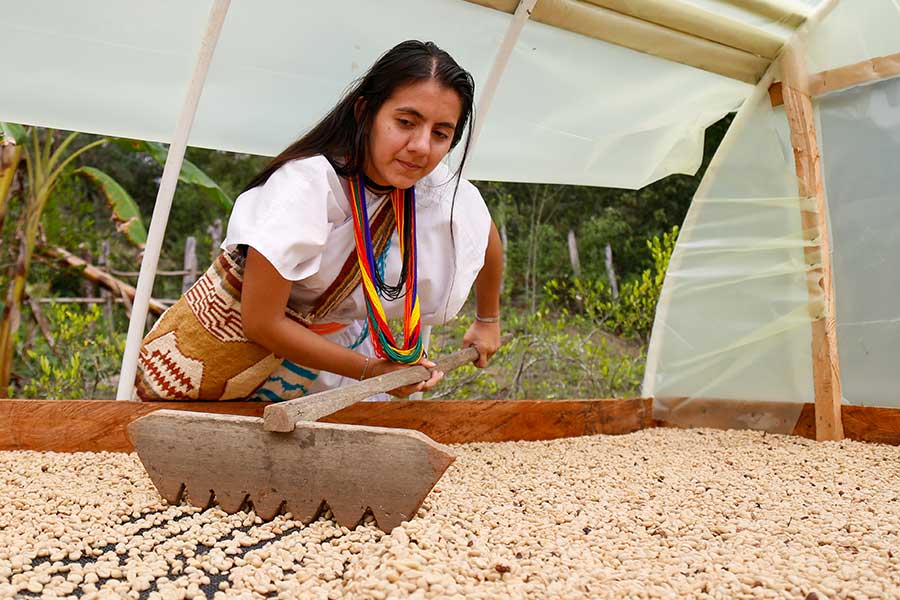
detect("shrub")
[16,303,124,399]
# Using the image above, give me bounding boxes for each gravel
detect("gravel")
[1,427,899,599]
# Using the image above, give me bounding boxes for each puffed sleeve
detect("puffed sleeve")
[222,156,343,281]
[415,166,492,325]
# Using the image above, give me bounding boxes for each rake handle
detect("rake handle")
[263,335,511,432]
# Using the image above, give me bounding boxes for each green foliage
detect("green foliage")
[613,225,678,341]
[1,122,27,144]
[75,166,148,247]
[112,139,233,211]
[427,311,645,401]
[16,304,124,399]
[544,225,679,343]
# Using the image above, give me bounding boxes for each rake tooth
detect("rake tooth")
[370,505,407,533]
[328,499,367,530]
[213,489,250,514]
[249,494,284,521]
[154,480,186,506]
[181,485,216,511]
[284,498,325,524]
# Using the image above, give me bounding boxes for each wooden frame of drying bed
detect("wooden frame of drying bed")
[2,398,900,453]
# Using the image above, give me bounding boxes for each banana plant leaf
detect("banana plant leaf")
[76,166,148,248]
[113,139,232,211]
[0,123,27,144]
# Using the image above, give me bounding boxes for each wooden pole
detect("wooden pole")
[26,297,53,348]
[769,52,900,109]
[208,218,223,263]
[567,229,581,278]
[499,218,508,296]
[182,236,198,294]
[780,46,843,442]
[99,241,113,328]
[263,345,484,432]
[80,246,97,298]
[604,243,619,300]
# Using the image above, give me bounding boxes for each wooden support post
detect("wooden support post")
[567,229,581,278]
[99,241,113,328]
[499,219,508,296]
[207,218,223,263]
[604,243,619,300]
[780,48,843,442]
[182,236,197,294]
[80,245,97,298]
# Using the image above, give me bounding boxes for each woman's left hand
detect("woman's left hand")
[462,319,501,368]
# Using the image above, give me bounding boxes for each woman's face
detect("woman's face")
[363,79,462,189]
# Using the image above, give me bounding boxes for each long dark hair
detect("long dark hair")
[243,40,476,192]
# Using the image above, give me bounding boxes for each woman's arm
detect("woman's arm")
[241,248,442,396]
[463,220,503,368]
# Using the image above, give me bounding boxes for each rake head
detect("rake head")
[128,410,455,532]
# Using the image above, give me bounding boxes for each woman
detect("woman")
[136,40,502,401]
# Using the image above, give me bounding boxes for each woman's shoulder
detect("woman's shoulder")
[233,154,346,211]
[269,155,342,190]
[230,154,349,226]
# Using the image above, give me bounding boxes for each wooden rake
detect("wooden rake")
[128,341,502,532]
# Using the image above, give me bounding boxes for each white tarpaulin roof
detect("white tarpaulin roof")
[1,0,819,189]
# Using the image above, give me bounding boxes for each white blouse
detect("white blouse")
[223,155,491,326]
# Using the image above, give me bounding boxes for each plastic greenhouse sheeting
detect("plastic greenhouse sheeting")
[643,80,813,434]
[1,0,754,189]
[818,75,900,408]
[644,0,900,429]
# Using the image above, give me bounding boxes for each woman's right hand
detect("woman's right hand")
[366,358,444,398]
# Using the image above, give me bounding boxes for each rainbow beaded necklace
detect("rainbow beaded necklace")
[347,173,423,364]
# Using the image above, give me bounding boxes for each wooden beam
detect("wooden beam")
[581,0,784,59]
[717,0,809,28]
[653,397,900,445]
[465,0,770,84]
[780,48,843,442]
[768,81,784,107]
[770,52,900,107]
